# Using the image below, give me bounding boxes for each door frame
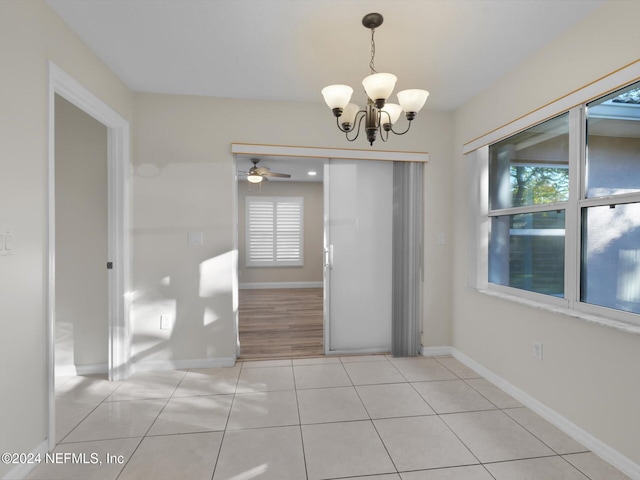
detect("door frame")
[230,143,428,358]
[47,62,131,450]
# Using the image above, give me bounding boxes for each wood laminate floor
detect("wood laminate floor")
[238,288,324,360]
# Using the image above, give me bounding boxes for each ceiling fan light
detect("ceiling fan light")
[397,89,429,114]
[247,174,263,184]
[362,73,397,103]
[321,85,354,111]
[380,103,403,126]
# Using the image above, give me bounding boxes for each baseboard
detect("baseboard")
[1,439,48,480]
[449,348,640,480]
[132,356,236,373]
[419,346,453,356]
[55,363,108,377]
[239,281,323,290]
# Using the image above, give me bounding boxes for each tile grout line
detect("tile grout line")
[292,362,310,480]
[208,365,243,480]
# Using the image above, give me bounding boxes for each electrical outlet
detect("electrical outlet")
[532,341,543,360]
[160,315,172,330]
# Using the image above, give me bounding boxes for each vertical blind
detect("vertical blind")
[246,196,304,266]
[391,162,424,357]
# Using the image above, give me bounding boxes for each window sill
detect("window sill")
[476,288,640,336]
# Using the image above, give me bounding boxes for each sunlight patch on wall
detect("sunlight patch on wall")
[199,251,234,298]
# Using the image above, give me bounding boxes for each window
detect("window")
[246,196,304,267]
[482,80,640,325]
[488,113,569,298]
[581,83,640,315]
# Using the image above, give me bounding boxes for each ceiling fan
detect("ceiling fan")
[241,158,291,183]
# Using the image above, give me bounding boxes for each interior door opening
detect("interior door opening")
[54,95,109,378]
[235,155,326,359]
[232,144,428,362]
[48,63,131,451]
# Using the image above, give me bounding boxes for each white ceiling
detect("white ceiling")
[47,0,603,111]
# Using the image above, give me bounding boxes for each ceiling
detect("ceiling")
[47,0,604,111]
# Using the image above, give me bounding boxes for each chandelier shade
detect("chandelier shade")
[381,103,403,126]
[341,103,361,129]
[397,89,430,114]
[362,73,397,105]
[321,12,430,146]
[321,85,353,111]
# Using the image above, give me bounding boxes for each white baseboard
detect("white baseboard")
[133,356,236,373]
[448,348,640,480]
[55,363,108,377]
[239,281,323,290]
[1,439,48,480]
[419,346,453,357]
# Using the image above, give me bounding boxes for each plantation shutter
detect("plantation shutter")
[246,196,304,266]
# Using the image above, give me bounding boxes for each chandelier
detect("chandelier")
[321,13,429,146]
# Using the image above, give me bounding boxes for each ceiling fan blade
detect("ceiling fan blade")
[262,171,291,178]
[255,166,270,174]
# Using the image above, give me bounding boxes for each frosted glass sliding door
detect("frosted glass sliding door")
[324,159,393,353]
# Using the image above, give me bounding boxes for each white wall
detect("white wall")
[238,181,323,285]
[452,1,640,467]
[132,92,454,365]
[55,95,109,372]
[0,2,133,476]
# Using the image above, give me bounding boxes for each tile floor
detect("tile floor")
[24,355,631,480]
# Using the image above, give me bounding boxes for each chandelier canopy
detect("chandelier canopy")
[322,12,429,146]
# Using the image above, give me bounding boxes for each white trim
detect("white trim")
[239,281,323,289]
[325,347,390,356]
[76,363,109,376]
[55,363,109,377]
[133,356,236,372]
[1,440,48,480]
[47,62,131,452]
[419,346,454,356]
[463,60,640,154]
[478,288,640,336]
[231,143,429,163]
[449,348,640,480]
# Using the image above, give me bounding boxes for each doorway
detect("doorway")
[235,155,325,359]
[47,63,131,450]
[54,95,109,375]
[232,144,428,360]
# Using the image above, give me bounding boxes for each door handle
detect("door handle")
[324,245,334,270]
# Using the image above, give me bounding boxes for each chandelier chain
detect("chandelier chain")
[369,27,378,74]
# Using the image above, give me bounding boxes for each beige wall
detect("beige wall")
[0,1,133,476]
[238,181,324,285]
[54,95,109,371]
[452,1,640,466]
[132,92,454,364]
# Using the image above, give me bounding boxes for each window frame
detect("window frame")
[473,92,640,330]
[245,196,304,268]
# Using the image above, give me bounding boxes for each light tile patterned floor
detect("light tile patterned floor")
[25,355,631,480]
